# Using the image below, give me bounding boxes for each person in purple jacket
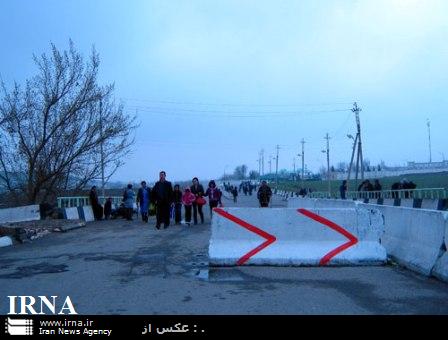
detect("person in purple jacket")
[204,180,222,216]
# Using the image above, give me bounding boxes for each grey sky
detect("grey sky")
[1,0,447,182]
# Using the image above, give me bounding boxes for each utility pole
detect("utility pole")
[427,119,432,163]
[322,133,331,197]
[347,102,364,190]
[347,134,358,183]
[257,152,261,175]
[268,155,272,174]
[261,149,265,175]
[354,102,364,180]
[293,157,296,179]
[275,145,280,186]
[301,138,305,183]
[99,100,105,203]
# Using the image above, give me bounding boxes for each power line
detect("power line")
[126,105,352,115]
[124,108,352,118]
[121,97,354,107]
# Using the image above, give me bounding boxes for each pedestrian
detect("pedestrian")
[373,179,382,199]
[231,186,238,203]
[182,187,196,226]
[89,186,103,220]
[257,180,272,207]
[137,181,151,222]
[151,171,173,229]
[339,180,347,199]
[173,184,183,224]
[204,180,222,216]
[123,183,135,221]
[190,177,205,225]
[104,197,112,220]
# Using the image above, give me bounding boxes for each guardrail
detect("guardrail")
[57,196,126,208]
[305,188,447,200]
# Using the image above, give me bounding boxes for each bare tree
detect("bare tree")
[336,162,348,172]
[318,166,327,177]
[0,41,137,204]
[248,170,259,180]
[233,165,248,179]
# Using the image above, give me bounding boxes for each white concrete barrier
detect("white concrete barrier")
[287,197,317,209]
[421,199,440,210]
[0,236,13,247]
[209,207,386,266]
[64,207,80,220]
[78,206,95,222]
[433,213,448,283]
[287,198,358,209]
[0,205,40,224]
[382,199,395,206]
[400,199,414,208]
[315,199,358,209]
[359,204,446,276]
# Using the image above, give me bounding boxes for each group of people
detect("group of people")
[89,172,223,230]
[339,178,417,199]
[223,180,273,207]
[339,179,383,199]
[135,172,224,229]
[89,175,277,229]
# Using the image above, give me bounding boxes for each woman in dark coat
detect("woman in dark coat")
[204,180,222,216]
[89,186,103,220]
[190,177,205,225]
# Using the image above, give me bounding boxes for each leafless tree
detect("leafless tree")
[248,170,259,180]
[0,41,137,204]
[336,162,348,172]
[233,165,248,179]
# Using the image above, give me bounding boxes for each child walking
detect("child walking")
[182,187,196,226]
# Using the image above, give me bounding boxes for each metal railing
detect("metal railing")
[306,188,447,200]
[57,196,126,208]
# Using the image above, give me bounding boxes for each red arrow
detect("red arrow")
[213,208,277,265]
[297,208,358,265]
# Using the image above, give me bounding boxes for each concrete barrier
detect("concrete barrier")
[359,204,446,276]
[287,197,317,209]
[0,236,13,247]
[287,198,358,209]
[433,213,448,283]
[420,199,440,210]
[63,207,80,220]
[285,198,448,281]
[77,206,95,222]
[400,199,414,208]
[382,199,396,206]
[209,207,386,266]
[0,205,40,224]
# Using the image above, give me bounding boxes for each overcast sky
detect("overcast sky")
[1,0,447,183]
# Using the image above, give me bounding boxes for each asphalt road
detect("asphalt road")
[1,192,448,315]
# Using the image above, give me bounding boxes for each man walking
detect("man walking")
[151,171,173,229]
[257,181,272,207]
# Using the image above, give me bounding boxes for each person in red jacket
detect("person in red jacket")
[182,187,196,226]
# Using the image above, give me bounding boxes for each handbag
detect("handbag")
[195,197,206,206]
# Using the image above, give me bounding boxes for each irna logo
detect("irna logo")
[8,296,78,315]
